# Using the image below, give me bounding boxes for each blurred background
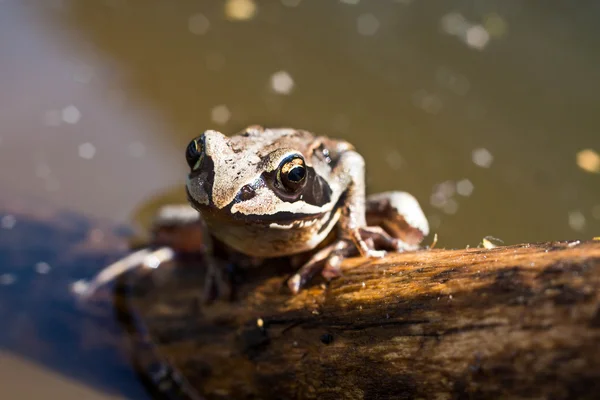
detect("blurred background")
[0,0,599,398]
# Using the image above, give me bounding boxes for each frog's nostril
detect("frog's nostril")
[237,185,256,201]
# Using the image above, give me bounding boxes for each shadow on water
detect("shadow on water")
[0,199,150,398]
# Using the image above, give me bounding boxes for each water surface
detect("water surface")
[0,0,598,398]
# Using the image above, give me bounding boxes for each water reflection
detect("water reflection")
[33,0,600,246]
[0,0,599,397]
[0,198,149,398]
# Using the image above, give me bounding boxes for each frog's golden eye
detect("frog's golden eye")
[277,155,307,191]
[185,136,204,170]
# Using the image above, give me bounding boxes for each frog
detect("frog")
[79,125,429,302]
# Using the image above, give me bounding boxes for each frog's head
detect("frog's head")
[186,126,339,255]
[184,127,341,256]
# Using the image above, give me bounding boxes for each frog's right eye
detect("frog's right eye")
[185,136,205,170]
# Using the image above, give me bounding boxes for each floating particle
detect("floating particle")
[431,181,456,209]
[568,210,586,232]
[436,180,456,198]
[43,110,62,126]
[35,262,51,274]
[435,66,470,96]
[256,318,264,328]
[62,105,81,124]
[483,13,508,38]
[128,141,146,158]
[442,198,459,215]
[440,12,468,36]
[188,13,210,35]
[71,279,89,295]
[211,105,231,125]
[430,192,447,209]
[225,0,257,21]
[472,148,493,168]
[78,142,96,159]
[576,149,600,173]
[0,274,16,286]
[465,25,490,50]
[456,179,474,196]
[412,90,443,114]
[270,70,295,94]
[357,13,380,36]
[1,214,16,229]
[385,150,404,170]
[281,0,301,6]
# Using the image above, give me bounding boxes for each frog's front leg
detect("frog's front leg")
[287,151,429,294]
[153,205,249,303]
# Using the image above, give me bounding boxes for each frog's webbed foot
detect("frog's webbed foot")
[287,227,394,294]
[287,240,350,294]
[365,191,430,249]
[287,192,429,294]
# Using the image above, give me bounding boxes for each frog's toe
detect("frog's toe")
[363,249,387,258]
[287,240,355,294]
[202,259,237,303]
[366,191,429,246]
[321,253,344,280]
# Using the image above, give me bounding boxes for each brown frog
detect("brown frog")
[80,126,429,300]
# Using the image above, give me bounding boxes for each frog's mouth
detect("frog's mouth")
[203,204,329,227]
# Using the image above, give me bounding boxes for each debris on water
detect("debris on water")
[429,233,438,249]
[35,262,51,274]
[472,148,494,168]
[576,149,600,174]
[482,236,504,249]
[225,0,257,21]
[270,71,294,94]
[1,214,16,229]
[0,273,16,285]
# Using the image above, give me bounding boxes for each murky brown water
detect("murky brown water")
[1,0,599,398]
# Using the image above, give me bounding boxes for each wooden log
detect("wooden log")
[122,239,600,400]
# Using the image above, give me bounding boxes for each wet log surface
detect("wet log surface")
[125,239,600,400]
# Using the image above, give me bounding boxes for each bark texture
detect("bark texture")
[125,239,600,400]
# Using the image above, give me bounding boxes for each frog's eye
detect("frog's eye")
[277,155,307,191]
[185,136,204,170]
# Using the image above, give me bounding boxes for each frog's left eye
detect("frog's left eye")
[277,155,307,191]
[186,136,204,170]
